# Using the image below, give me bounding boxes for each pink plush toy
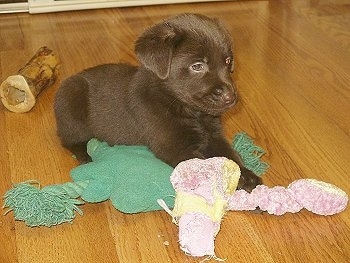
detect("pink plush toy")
[229,179,348,216]
[159,157,348,260]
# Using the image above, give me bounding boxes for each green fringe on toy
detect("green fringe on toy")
[232,132,269,176]
[3,180,87,227]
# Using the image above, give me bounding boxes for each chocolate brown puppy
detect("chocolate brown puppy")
[54,13,261,191]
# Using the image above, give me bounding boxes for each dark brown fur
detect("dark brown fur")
[54,13,261,191]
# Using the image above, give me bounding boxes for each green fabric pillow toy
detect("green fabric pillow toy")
[71,139,175,213]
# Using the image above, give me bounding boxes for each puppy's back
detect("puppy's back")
[54,63,139,151]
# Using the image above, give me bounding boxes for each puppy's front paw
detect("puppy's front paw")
[237,167,262,192]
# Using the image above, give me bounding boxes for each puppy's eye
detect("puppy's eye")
[226,57,234,72]
[190,62,205,72]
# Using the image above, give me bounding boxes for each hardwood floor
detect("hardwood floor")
[1,1,349,262]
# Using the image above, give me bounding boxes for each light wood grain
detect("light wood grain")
[1,1,349,262]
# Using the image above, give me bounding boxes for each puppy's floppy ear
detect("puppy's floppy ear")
[135,22,182,79]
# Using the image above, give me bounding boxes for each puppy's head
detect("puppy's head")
[135,13,237,116]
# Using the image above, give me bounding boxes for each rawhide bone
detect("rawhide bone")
[0,46,59,113]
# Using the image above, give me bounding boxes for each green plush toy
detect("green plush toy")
[70,139,175,213]
[3,132,267,227]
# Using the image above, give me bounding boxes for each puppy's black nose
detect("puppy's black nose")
[222,89,237,105]
[222,92,235,104]
[213,86,237,106]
